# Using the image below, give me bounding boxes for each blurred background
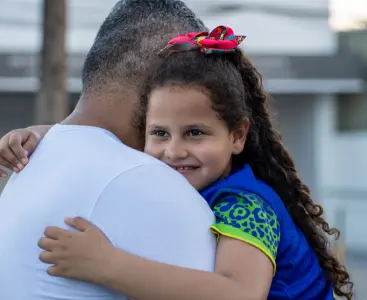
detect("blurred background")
[0,0,366,297]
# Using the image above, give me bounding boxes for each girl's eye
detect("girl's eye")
[153,130,168,137]
[187,129,204,137]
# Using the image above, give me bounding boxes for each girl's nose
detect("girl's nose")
[165,139,189,161]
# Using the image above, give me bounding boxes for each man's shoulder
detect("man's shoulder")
[45,124,169,175]
[110,144,177,181]
[43,124,202,200]
[107,157,190,191]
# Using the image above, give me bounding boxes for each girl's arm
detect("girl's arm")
[27,124,53,138]
[39,217,273,300]
[105,235,272,300]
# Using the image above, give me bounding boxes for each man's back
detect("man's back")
[0,125,216,299]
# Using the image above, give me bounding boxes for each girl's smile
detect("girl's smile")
[167,164,200,174]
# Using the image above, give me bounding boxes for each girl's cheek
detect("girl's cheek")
[144,140,161,158]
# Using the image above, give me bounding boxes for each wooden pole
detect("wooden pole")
[35,0,68,124]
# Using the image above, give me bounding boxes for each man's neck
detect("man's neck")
[62,104,144,151]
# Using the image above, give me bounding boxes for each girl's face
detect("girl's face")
[144,85,248,191]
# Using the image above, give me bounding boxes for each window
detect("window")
[336,93,367,132]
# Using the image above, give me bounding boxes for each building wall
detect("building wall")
[326,95,366,252]
[0,0,336,55]
[316,96,367,252]
[272,95,319,195]
[274,94,367,252]
[194,0,336,55]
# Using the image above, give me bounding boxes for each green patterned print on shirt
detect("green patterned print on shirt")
[210,190,280,270]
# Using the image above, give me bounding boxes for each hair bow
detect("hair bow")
[158,26,246,57]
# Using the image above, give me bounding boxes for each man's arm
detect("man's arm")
[89,163,216,271]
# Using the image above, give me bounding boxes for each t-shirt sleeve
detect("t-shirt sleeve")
[89,163,216,271]
[210,189,280,272]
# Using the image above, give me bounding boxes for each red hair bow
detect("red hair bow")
[158,26,246,56]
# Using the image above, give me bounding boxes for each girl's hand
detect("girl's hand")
[38,217,117,284]
[0,128,34,176]
[0,125,51,177]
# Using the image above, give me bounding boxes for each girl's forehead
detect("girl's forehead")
[148,86,214,115]
[146,86,225,127]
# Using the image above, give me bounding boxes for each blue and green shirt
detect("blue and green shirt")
[201,164,335,300]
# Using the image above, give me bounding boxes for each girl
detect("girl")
[8,26,353,299]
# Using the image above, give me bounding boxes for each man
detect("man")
[0,1,216,299]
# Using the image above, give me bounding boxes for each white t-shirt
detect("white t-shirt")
[0,124,216,300]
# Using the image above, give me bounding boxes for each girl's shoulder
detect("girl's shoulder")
[209,188,280,271]
[202,166,334,299]
[201,164,284,213]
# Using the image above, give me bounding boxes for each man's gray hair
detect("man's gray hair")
[82,0,207,94]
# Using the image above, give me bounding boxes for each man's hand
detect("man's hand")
[0,126,46,178]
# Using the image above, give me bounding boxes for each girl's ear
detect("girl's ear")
[232,118,249,155]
